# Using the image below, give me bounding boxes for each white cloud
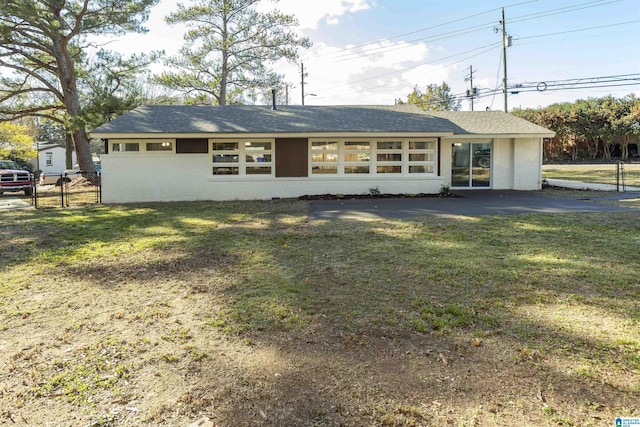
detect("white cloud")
[277,40,455,105]
[265,0,373,29]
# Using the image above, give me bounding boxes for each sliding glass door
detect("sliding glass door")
[451,142,491,188]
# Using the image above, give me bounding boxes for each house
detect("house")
[89,104,555,203]
[32,142,77,175]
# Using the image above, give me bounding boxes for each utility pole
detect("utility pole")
[285,84,289,106]
[465,65,476,111]
[301,62,305,105]
[500,8,510,112]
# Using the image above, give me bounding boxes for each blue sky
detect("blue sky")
[104,0,640,110]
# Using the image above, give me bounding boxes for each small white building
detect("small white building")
[33,142,76,174]
[90,105,554,203]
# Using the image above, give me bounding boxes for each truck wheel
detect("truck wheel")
[478,157,490,168]
[25,188,33,196]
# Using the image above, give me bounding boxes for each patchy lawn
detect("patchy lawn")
[1,201,638,426]
[543,166,640,187]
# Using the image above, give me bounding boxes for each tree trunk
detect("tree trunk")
[65,133,73,169]
[621,136,629,160]
[603,140,612,160]
[51,32,95,175]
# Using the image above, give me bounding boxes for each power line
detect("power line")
[510,82,640,92]
[509,0,620,24]
[515,19,640,41]
[341,42,501,88]
[353,12,632,97]
[299,0,631,104]
[349,44,502,97]
[312,0,539,59]
[476,73,640,97]
[313,0,618,64]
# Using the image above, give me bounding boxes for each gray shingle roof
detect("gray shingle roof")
[90,104,554,136]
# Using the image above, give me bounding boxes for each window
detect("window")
[244,141,272,175]
[343,141,370,174]
[310,141,338,174]
[309,138,437,176]
[407,139,436,174]
[146,141,173,151]
[211,140,273,176]
[376,141,402,174]
[45,152,53,166]
[112,142,139,152]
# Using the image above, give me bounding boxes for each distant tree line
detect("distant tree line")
[512,95,640,162]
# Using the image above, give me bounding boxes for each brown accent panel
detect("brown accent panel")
[176,138,208,153]
[275,138,308,177]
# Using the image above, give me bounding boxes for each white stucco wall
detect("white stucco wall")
[513,138,543,190]
[491,138,514,190]
[102,136,543,203]
[101,154,444,203]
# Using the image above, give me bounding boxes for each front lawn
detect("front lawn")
[543,166,640,187]
[1,201,638,426]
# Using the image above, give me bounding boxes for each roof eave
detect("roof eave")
[90,131,457,139]
[444,133,555,139]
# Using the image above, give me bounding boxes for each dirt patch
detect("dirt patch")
[1,204,638,426]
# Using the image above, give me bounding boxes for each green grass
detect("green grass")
[543,167,640,186]
[1,200,639,425]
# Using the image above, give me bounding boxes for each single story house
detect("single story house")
[89,104,555,203]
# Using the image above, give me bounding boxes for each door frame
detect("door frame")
[450,141,492,189]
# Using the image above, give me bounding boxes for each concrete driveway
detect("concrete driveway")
[309,190,639,220]
[0,195,33,212]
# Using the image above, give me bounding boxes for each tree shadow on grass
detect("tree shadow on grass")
[1,202,639,425]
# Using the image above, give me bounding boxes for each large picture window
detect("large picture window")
[212,140,274,176]
[309,138,436,176]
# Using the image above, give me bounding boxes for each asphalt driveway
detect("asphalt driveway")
[308,190,639,220]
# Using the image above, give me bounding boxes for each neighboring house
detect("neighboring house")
[90,104,555,203]
[33,142,77,175]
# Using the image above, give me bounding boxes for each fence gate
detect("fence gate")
[34,171,101,209]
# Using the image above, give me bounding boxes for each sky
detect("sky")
[98,0,640,111]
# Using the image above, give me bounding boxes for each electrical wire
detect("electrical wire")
[312,0,619,64]
[487,48,504,110]
[509,0,621,24]
[515,19,640,41]
[311,0,540,59]
[475,74,640,98]
[299,0,630,103]
[350,44,502,96]
[336,42,501,89]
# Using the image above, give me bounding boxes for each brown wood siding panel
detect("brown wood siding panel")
[176,138,208,153]
[275,138,308,177]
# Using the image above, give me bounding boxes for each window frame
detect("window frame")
[308,138,437,176]
[211,139,275,177]
[110,139,174,154]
